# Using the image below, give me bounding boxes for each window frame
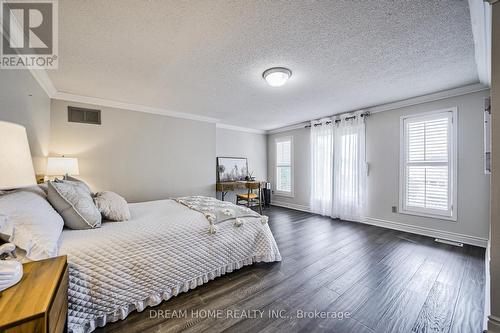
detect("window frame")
[398,107,458,221]
[275,136,294,198]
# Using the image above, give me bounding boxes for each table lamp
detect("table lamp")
[0,121,35,291]
[46,157,79,180]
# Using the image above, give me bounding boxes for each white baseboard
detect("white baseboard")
[361,217,488,248]
[270,201,311,213]
[267,203,488,248]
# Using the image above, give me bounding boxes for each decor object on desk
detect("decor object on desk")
[217,157,248,182]
[245,171,256,181]
[46,156,79,180]
[0,121,37,291]
[94,191,131,221]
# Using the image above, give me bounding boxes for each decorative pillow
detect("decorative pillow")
[93,191,131,221]
[65,176,93,195]
[0,190,64,260]
[47,181,102,229]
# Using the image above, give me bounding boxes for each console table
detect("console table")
[216,181,267,201]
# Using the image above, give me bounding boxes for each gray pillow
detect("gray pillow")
[65,175,93,195]
[94,191,131,221]
[47,181,101,229]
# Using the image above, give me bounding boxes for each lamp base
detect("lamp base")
[0,260,23,291]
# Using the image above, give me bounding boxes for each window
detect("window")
[275,136,293,196]
[399,109,457,220]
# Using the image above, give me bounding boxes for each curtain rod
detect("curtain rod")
[304,111,370,128]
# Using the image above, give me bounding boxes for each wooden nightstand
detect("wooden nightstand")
[0,256,68,333]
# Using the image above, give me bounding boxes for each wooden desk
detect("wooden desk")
[0,256,68,333]
[216,181,266,201]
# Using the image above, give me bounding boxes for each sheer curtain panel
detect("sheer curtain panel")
[310,119,334,216]
[310,113,367,221]
[331,114,366,221]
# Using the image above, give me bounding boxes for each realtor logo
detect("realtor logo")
[1,0,58,69]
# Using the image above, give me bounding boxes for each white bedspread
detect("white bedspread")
[58,199,281,333]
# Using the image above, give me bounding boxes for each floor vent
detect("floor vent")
[435,238,463,247]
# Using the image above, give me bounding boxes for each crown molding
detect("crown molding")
[365,83,489,114]
[468,0,492,86]
[215,123,266,134]
[53,91,221,124]
[26,67,489,135]
[267,83,489,134]
[268,122,309,135]
[27,69,265,132]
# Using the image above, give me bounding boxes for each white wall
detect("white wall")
[50,100,216,203]
[0,70,51,174]
[216,127,267,202]
[268,90,490,245]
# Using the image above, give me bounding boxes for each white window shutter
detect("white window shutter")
[401,110,455,219]
[276,138,292,194]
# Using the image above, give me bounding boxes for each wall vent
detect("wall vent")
[68,106,101,125]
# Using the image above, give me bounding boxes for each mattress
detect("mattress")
[58,198,281,333]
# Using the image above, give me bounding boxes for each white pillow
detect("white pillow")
[0,190,64,260]
[94,191,131,221]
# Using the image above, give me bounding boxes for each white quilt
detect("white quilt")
[58,198,281,333]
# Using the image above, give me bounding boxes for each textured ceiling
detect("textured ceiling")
[49,0,478,130]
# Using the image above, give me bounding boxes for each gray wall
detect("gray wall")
[268,90,490,242]
[50,100,216,203]
[489,4,500,332]
[268,127,311,211]
[0,70,51,174]
[366,90,490,241]
[216,127,267,202]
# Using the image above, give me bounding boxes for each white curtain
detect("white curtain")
[310,118,334,216]
[310,112,366,221]
[331,114,366,221]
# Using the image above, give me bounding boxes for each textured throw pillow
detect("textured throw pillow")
[93,191,131,221]
[47,181,102,229]
[0,190,64,260]
[65,176,93,195]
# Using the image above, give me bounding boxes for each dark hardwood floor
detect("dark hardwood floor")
[96,206,485,333]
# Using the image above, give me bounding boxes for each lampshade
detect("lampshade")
[0,121,36,190]
[46,157,79,176]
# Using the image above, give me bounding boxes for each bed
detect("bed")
[57,198,281,333]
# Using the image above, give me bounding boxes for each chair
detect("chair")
[236,182,262,214]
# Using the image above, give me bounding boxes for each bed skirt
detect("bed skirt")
[71,253,281,333]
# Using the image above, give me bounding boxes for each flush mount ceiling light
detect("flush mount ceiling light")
[262,67,292,87]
